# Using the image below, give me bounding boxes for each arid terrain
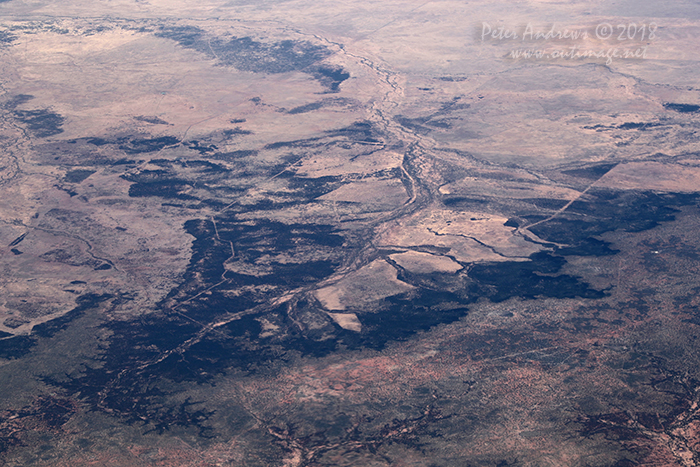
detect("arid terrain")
[1,0,700,465]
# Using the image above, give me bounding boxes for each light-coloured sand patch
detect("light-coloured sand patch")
[257,318,281,338]
[596,161,700,192]
[378,209,544,262]
[439,177,582,200]
[316,286,344,311]
[327,312,362,332]
[295,150,404,178]
[318,178,408,207]
[315,259,414,311]
[389,250,463,274]
[433,211,544,257]
[380,224,506,263]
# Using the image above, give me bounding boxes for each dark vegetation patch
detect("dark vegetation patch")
[0,335,35,359]
[442,196,489,206]
[112,158,137,165]
[394,115,433,135]
[264,137,321,150]
[212,149,258,161]
[43,200,610,433]
[134,115,169,125]
[40,248,99,267]
[147,158,228,173]
[582,124,609,131]
[342,290,474,350]
[121,168,176,182]
[326,120,382,143]
[153,25,204,47]
[43,216,351,434]
[423,118,452,129]
[526,190,698,246]
[55,185,78,197]
[287,101,326,115]
[0,395,80,455]
[84,135,180,154]
[562,163,617,179]
[617,122,660,130]
[470,251,607,302]
[32,294,112,339]
[85,137,110,146]
[182,159,229,172]
[8,233,27,247]
[34,178,698,441]
[309,66,350,92]
[187,140,218,154]
[222,127,252,137]
[395,97,468,133]
[120,158,234,200]
[206,36,329,73]
[2,317,27,331]
[520,198,570,210]
[396,114,455,132]
[4,94,33,109]
[149,159,174,167]
[154,26,349,91]
[663,103,700,113]
[438,76,468,82]
[119,135,180,154]
[43,340,217,438]
[45,282,470,436]
[556,237,620,256]
[13,108,64,137]
[29,137,139,167]
[260,121,383,154]
[0,30,16,43]
[127,180,195,199]
[30,395,78,429]
[63,169,95,183]
[277,174,343,199]
[437,96,471,113]
[583,123,660,131]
